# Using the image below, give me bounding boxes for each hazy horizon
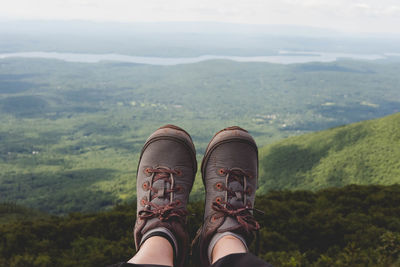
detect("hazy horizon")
[1,19,399,37]
[1,0,400,35]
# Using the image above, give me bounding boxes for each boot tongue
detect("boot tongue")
[227,180,245,208]
[151,177,171,206]
[217,179,246,233]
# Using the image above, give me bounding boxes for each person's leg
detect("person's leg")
[210,235,273,267]
[121,125,197,267]
[192,126,271,267]
[128,236,173,266]
[211,235,246,264]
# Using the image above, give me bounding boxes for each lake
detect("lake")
[0,51,392,65]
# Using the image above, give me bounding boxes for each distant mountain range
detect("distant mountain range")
[1,20,400,56]
[258,112,400,193]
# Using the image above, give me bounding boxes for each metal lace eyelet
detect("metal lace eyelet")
[140,197,148,206]
[175,169,183,177]
[176,185,184,193]
[144,168,152,176]
[218,168,225,175]
[246,187,252,195]
[215,197,222,204]
[215,182,223,191]
[211,215,217,222]
[246,200,252,208]
[142,182,150,191]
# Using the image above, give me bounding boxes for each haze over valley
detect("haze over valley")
[0,21,399,213]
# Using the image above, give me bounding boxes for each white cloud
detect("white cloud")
[0,0,399,34]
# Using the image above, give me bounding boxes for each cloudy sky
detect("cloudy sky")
[1,0,400,34]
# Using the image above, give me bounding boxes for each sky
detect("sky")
[1,0,400,34]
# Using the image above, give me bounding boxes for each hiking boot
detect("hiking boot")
[134,125,197,267]
[192,126,260,266]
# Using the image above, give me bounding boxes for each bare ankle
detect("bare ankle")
[128,236,174,266]
[211,234,247,264]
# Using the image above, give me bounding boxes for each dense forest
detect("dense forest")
[258,112,400,192]
[1,184,400,266]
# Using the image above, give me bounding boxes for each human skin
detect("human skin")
[128,234,246,266]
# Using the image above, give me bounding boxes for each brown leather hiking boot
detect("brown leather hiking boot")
[192,126,260,266]
[134,125,197,267]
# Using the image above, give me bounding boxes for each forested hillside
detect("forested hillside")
[259,112,400,192]
[1,58,399,213]
[1,185,400,266]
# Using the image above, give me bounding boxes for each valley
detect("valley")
[0,57,399,213]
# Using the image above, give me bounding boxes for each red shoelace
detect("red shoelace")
[138,168,187,223]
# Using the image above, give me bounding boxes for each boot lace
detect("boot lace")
[212,168,262,254]
[138,168,187,224]
[212,169,260,232]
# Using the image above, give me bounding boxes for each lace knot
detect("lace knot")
[138,167,186,223]
[212,201,260,232]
